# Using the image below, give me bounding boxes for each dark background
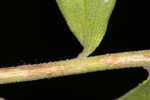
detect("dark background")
[0,0,149,100]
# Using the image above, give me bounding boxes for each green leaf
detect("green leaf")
[0,97,5,100]
[117,70,150,100]
[56,0,116,57]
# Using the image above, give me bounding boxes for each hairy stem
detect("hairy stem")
[0,50,150,84]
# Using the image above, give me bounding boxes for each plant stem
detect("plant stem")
[0,50,150,84]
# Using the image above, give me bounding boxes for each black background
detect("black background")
[0,0,149,100]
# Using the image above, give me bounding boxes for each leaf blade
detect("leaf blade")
[56,0,116,57]
[117,76,150,100]
[117,68,150,100]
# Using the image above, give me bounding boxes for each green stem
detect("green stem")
[0,50,150,84]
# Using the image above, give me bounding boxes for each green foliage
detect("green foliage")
[56,0,116,57]
[0,97,5,100]
[117,72,150,100]
[56,0,150,100]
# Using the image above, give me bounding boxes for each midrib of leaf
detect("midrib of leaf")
[83,0,88,50]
